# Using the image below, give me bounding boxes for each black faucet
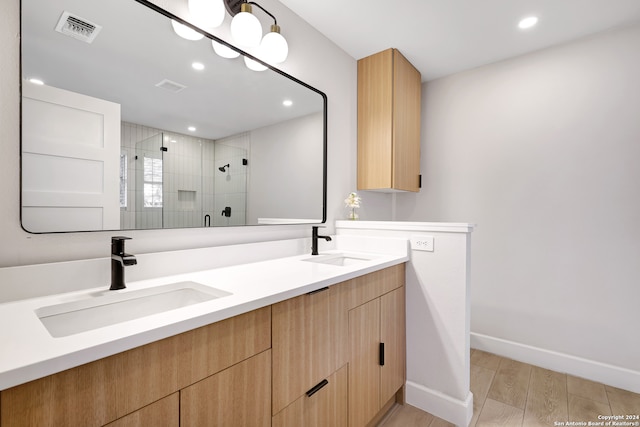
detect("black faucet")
[311,226,332,255]
[110,236,137,290]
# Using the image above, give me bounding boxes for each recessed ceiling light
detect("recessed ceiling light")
[518,16,539,30]
[282,100,293,107]
[188,126,196,132]
[28,78,44,85]
[192,62,205,71]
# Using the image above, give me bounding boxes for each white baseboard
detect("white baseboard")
[471,332,640,394]
[405,380,473,427]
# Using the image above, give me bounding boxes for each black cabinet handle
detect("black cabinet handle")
[306,379,329,397]
[307,286,329,295]
[379,342,385,366]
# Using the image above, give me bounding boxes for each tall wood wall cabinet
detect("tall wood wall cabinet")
[357,48,422,192]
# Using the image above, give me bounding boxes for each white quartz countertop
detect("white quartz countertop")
[0,248,408,391]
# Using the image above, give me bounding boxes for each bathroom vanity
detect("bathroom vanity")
[0,246,408,427]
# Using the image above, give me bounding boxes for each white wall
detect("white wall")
[0,0,392,269]
[249,112,323,222]
[397,24,640,384]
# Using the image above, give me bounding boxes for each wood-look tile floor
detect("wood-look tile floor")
[378,349,640,427]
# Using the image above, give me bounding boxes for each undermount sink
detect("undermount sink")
[302,253,373,267]
[35,281,231,338]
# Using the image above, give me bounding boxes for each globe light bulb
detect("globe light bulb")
[212,39,240,59]
[188,0,225,29]
[244,56,267,72]
[260,25,288,64]
[230,4,262,47]
[171,20,204,41]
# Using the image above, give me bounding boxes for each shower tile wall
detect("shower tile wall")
[121,122,247,229]
[163,132,207,229]
[213,133,249,227]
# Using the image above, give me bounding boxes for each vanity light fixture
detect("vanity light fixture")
[518,16,539,30]
[171,0,289,70]
[224,0,289,68]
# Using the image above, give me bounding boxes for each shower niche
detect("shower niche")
[121,123,248,229]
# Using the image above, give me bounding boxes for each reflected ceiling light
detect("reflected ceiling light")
[188,126,197,132]
[244,56,267,72]
[212,39,240,58]
[188,0,225,29]
[28,78,44,85]
[192,62,205,70]
[518,16,539,29]
[171,20,204,40]
[282,99,293,107]
[230,3,262,47]
[260,24,288,64]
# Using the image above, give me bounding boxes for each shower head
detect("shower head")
[218,164,230,172]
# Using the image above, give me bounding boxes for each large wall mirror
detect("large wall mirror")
[21,0,327,233]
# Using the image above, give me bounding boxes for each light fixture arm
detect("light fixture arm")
[224,0,278,26]
[247,1,277,26]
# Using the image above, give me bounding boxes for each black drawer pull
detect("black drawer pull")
[379,342,385,366]
[306,379,329,397]
[307,286,329,295]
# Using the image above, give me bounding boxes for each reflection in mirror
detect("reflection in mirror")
[21,0,326,233]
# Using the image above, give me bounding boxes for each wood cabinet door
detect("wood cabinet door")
[357,48,394,191]
[272,365,347,427]
[105,393,178,427]
[391,50,421,192]
[180,350,271,427]
[348,298,381,427]
[272,285,347,414]
[380,286,406,404]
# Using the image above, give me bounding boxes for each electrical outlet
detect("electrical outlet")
[410,235,434,252]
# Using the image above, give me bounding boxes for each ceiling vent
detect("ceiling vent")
[155,79,187,93]
[55,11,102,43]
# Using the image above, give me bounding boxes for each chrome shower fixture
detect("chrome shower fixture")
[218,163,230,172]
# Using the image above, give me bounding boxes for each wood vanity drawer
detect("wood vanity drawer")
[272,365,348,427]
[341,263,405,310]
[180,350,271,427]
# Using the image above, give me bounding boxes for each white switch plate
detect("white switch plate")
[410,235,434,252]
